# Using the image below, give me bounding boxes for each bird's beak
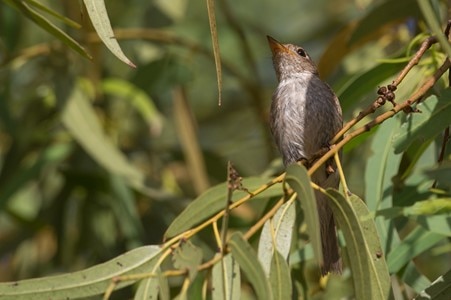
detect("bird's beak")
[267,35,289,55]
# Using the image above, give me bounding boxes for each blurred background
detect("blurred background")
[0,0,449,298]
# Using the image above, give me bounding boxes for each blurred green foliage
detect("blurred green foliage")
[0,0,450,299]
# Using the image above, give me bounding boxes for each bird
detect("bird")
[267,35,343,275]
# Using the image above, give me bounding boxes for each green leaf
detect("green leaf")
[415,269,451,300]
[134,269,161,300]
[229,232,273,300]
[349,0,421,45]
[417,0,451,58]
[212,254,240,300]
[337,62,405,112]
[258,200,296,275]
[61,84,150,194]
[0,245,162,299]
[326,191,391,300]
[164,177,282,238]
[387,226,445,273]
[102,78,164,136]
[172,241,203,281]
[269,251,292,300]
[416,214,451,236]
[285,164,322,266]
[365,117,403,253]
[405,199,451,216]
[205,0,222,105]
[393,92,451,153]
[24,0,81,28]
[83,0,136,67]
[4,0,90,59]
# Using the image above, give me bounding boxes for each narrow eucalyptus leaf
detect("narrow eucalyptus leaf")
[229,232,273,300]
[285,164,322,265]
[0,246,162,299]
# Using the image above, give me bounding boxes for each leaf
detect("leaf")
[269,251,292,300]
[205,0,222,105]
[326,190,391,300]
[172,241,203,281]
[393,92,451,153]
[61,85,150,194]
[404,199,451,216]
[164,177,282,238]
[0,245,162,299]
[415,269,451,300]
[25,0,81,28]
[212,254,240,300]
[349,0,421,45]
[337,62,405,112]
[417,0,451,58]
[101,78,164,137]
[416,213,451,237]
[387,226,445,273]
[284,164,322,266]
[229,232,273,300]
[365,117,403,253]
[258,200,296,275]
[83,0,136,67]
[4,0,90,59]
[134,269,161,300]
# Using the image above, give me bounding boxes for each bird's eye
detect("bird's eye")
[296,48,306,57]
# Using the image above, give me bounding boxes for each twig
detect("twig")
[331,22,451,145]
[243,197,285,240]
[311,57,451,176]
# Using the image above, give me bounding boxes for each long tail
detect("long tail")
[315,180,342,275]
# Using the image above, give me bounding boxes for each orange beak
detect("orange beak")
[267,35,289,55]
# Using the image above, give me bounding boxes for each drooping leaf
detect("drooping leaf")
[61,85,150,193]
[24,0,81,28]
[229,232,273,300]
[4,0,90,59]
[0,246,162,299]
[134,268,162,300]
[83,0,136,67]
[365,117,403,254]
[101,78,164,137]
[205,0,222,105]
[269,251,292,300]
[164,177,282,238]
[212,254,240,300]
[258,200,296,275]
[285,164,322,266]
[326,190,391,300]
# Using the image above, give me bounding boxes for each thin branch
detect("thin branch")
[311,57,451,176]
[331,22,451,145]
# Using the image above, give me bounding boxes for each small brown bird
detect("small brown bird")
[267,36,342,275]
